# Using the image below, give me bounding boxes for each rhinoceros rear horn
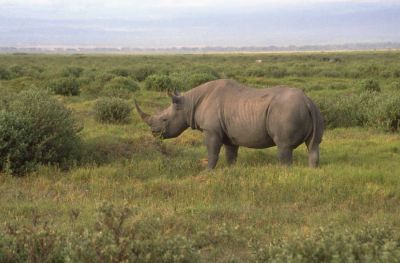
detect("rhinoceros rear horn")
[134,100,151,125]
[167,89,183,105]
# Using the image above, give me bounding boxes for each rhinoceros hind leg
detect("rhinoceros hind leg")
[225,145,239,165]
[306,144,319,168]
[277,146,293,166]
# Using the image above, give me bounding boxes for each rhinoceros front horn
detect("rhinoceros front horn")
[134,100,151,125]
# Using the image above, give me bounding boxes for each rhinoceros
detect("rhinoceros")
[135,79,324,169]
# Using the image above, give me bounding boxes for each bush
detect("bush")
[314,91,400,131]
[252,226,400,262]
[188,72,218,88]
[110,68,131,77]
[102,76,139,98]
[62,66,84,78]
[390,81,400,90]
[48,77,80,96]
[360,79,381,92]
[0,111,34,174]
[144,74,174,91]
[70,203,200,263]
[170,67,220,91]
[245,65,287,78]
[192,66,220,78]
[393,69,400,78]
[0,89,81,175]
[314,94,369,128]
[245,66,265,77]
[94,97,132,124]
[97,72,117,83]
[0,66,11,80]
[8,64,26,78]
[0,204,200,263]
[133,66,157,82]
[369,92,400,131]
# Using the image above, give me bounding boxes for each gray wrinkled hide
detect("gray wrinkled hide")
[136,79,324,169]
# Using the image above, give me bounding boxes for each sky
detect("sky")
[0,0,400,48]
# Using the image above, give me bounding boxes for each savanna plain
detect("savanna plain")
[1,51,400,262]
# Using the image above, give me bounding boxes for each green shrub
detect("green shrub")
[170,72,188,90]
[245,66,265,77]
[390,81,400,90]
[360,79,381,92]
[0,89,81,175]
[26,65,45,79]
[245,65,287,78]
[252,226,400,262]
[62,66,84,78]
[102,76,139,98]
[187,72,218,88]
[8,64,26,78]
[0,220,66,262]
[48,77,80,96]
[314,94,370,128]
[369,92,400,131]
[266,66,287,78]
[0,111,34,174]
[144,74,174,91]
[70,203,199,263]
[133,66,157,81]
[192,66,220,78]
[97,72,117,83]
[393,69,400,78]
[0,204,200,263]
[359,64,382,78]
[0,66,11,80]
[314,91,400,131]
[110,68,131,77]
[321,69,341,78]
[0,90,13,110]
[170,68,219,91]
[94,97,132,123]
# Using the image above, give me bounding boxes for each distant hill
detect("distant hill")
[1,42,400,54]
[1,2,399,48]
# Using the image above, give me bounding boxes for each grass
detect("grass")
[1,51,400,261]
[1,127,399,260]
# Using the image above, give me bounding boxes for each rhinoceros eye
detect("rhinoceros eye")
[162,118,168,122]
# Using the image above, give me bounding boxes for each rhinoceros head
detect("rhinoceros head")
[134,91,189,139]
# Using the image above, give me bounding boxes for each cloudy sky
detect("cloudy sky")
[0,0,399,47]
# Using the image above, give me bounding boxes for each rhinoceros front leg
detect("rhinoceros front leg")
[225,144,239,165]
[204,131,223,169]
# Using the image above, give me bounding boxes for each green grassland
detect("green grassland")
[1,51,400,262]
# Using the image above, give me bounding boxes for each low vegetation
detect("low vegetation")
[102,76,139,97]
[144,74,174,91]
[0,89,81,175]
[0,51,400,261]
[94,97,132,124]
[252,226,400,262]
[48,77,80,96]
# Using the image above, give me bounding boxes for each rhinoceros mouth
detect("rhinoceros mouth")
[152,131,163,137]
[151,128,168,139]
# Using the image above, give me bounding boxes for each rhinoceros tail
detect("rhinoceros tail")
[305,97,324,150]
